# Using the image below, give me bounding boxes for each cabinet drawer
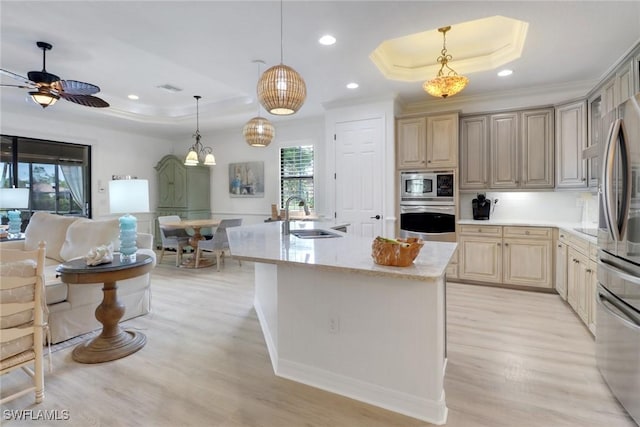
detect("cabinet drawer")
[567,233,590,255]
[459,225,502,237]
[503,226,552,239]
[557,229,571,244]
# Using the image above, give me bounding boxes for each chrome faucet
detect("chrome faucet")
[283,196,310,235]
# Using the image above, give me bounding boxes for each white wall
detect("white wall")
[1,110,175,226]
[173,116,325,225]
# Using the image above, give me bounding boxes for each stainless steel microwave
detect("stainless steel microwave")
[400,171,454,202]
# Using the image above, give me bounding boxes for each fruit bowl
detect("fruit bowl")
[371,237,424,267]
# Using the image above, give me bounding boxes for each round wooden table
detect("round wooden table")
[55,254,153,363]
[160,218,220,268]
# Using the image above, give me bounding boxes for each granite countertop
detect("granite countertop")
[457,219,598,243]
[227,221,457,280]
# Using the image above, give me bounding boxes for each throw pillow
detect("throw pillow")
[23,212,79,262]
[59,218,120,261]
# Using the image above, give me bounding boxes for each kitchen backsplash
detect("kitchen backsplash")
[459,191,599,224]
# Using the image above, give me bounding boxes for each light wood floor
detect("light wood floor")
[1,259,636,426]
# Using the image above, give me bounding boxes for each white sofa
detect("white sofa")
[0,212,156,344]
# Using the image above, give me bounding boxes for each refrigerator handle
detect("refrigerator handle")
[617,119,632,241]
[597,290,640,330]
[603,119,619,241]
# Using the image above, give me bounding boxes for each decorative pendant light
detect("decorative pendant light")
[257,0,306,115]
[244,60,276,147]
[184,95,216,166]
[423,26,468,99]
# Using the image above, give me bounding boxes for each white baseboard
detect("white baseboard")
[276,358,448,425]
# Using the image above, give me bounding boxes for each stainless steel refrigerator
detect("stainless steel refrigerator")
[597,92,640,425]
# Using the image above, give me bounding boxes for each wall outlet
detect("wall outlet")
[329,316,340,334]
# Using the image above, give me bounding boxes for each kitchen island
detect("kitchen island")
[227,221,457,424]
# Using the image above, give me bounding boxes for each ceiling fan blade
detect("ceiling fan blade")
[59,93,109,108]
[0,69,36,87]
[53,79,100,95]
[0,83,34,89]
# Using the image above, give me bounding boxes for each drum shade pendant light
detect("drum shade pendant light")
[423,26,468,99]
[257,0,306,115]
[244,61,276,147]
[184,95,215,166]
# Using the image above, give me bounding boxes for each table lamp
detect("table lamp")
[0,187,29,238]
[109,178,150,263]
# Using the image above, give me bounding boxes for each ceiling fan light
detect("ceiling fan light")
[184,149,199,166]
[257,64,306,115]
[30,90,59,108]
[243,116,275,147]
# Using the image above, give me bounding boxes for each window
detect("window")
[280,145,314,210]
[1,135,91,224]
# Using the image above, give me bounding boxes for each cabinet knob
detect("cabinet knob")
[525,230,530,235]
[560,234,565,238]
[582,178,586,181]
[586,269,592,273]
[504,243,509,246]
[558,245,562,248]
[497,242,501,246]
[427,160,432,163]
[478,229,481,232]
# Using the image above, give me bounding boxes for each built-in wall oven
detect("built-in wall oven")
[400,171,456,242]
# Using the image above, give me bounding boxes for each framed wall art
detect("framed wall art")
[229,161,265,198]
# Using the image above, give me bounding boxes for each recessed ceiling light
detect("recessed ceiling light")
[346,82,359,89]
[128,94,139,100]
[497,69,513,77]
[319,35,336,46]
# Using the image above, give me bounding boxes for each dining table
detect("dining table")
[160,218,220,268]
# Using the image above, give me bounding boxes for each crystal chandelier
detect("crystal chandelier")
[184,95,215,166]
[244,60,276,147]
[256,0,306,115]
[423,26,468,99]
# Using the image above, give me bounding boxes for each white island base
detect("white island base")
[253,262,448,424]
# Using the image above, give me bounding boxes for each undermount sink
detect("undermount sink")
[291,229,342,239]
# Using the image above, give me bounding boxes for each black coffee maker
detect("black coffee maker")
[472,194,491,220]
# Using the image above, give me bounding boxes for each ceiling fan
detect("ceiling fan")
[0,41,109,109]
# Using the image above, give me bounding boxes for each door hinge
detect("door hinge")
[334,173,336,179]
[334,134,336,141]
[334,212,337,218]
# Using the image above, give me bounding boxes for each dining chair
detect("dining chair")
[158,215,191,267]
[195,219,242,270]
[0,241,46,404]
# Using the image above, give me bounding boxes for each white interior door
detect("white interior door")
[335,118,384,238]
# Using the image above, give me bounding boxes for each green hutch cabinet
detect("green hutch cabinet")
[154,154,211,248]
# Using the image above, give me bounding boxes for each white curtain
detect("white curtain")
[60,165,85,216]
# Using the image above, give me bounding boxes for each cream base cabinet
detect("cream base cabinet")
[555,237,569,300]
[567,247,590,324]
[459,225,552,289]
[458,234,502,283]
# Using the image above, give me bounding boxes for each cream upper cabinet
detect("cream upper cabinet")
[490,112,519,189]
[397,113,458,170]
[396,117,427,169]
[555,100,587,188]
[520,109,554,188]
[459,116,489,189]
[426,113,458,169]
[460,108,554,190]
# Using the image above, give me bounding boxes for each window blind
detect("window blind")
[280,145,314,209]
